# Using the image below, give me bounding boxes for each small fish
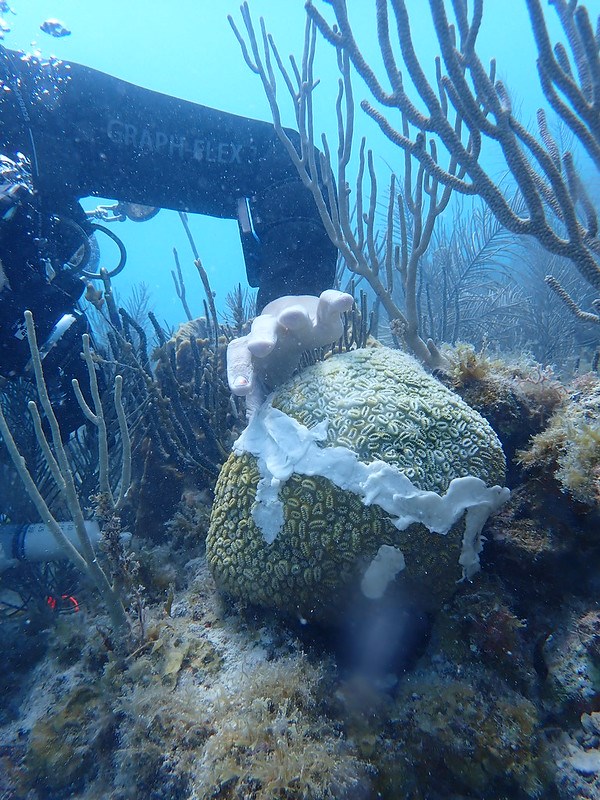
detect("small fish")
[39,18,71,38]
[0,17,10,38]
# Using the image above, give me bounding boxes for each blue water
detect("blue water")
[2,0,557,327]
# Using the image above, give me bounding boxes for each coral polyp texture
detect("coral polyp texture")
[207,347,508,620]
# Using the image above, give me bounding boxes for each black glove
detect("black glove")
[244,178,338,310]
[254,218,338,309]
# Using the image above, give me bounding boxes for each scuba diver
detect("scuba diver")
[0,43,338,435]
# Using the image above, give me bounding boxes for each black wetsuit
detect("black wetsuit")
[0,45,336,431]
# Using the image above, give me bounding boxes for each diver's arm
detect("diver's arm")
[0,47,337,304]
[1,45,286,214]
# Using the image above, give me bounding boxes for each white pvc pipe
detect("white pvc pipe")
[0,520,101,573]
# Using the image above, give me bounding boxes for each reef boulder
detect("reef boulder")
[207,347,508,621]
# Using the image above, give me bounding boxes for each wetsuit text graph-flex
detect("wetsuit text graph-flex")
[0,45,337,307]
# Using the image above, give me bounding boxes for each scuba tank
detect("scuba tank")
[0,519,102,573]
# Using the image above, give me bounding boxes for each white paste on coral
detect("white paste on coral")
[361,545,406,599]
[227,290,354,420]
[234,401,510,579]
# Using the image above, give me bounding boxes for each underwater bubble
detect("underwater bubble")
[39,18,71,38]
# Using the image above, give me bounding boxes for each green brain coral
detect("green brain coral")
[207,347,507,621]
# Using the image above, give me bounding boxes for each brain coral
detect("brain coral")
[207,347,508,621]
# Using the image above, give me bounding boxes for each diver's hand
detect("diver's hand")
[227,290,354,420]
